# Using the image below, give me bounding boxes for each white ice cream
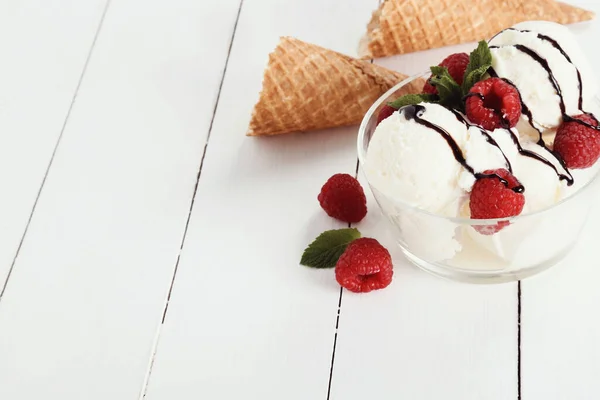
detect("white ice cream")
[489,21,598,131]
[459,125,509,190]
[365,103,469,217]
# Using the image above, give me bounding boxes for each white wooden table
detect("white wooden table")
[1,0,599,399]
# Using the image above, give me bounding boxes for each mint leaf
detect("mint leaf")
[300,228,361,269]
[462,40,493,93]
[388,93,439,109]
[429,66,463,110]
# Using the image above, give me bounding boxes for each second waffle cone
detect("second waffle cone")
[359,0,595,58]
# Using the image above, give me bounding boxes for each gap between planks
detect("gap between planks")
[325,3,380,393]
[326,158,360,400]
[138,1,245,398]
[0,0,112,302]
[517,281,522,400]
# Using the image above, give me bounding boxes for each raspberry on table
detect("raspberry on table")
[335,238,393,293]
[465,78,521,131]
[423,52,470,94]
[470,169,525,235]
[376,104,396,125]
[554,114,600,169]
[318,173,367,223]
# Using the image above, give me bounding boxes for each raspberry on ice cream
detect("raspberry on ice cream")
[469,169,525,235]
[423,52,470,94]
[554,114,600,169]
[465,78,521,130]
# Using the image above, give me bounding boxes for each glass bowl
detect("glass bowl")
[357,71,600,284]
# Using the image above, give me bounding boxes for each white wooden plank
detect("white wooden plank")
[0,0,107,289]
[519,1,600,397]
[521,206,600,400]
[0,0,240,398]
[143,0,380,398]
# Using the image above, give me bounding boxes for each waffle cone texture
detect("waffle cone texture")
[360,0,595,58]
[247,37,423,136]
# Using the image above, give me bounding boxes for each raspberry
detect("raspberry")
[335,238,393,293]
[553,114,600,169]
[376,105,396,125]
[318,174,367,223]
[423,52,470,94]
[465,78,521,131]
[469,169,525,235]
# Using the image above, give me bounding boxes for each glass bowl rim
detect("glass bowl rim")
[357,70,600,225]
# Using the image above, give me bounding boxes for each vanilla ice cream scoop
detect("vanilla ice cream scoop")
[489,21,598,131]
[365,103,470,216]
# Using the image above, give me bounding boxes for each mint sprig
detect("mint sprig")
[429,66,464,111]
[462,40,493,93]
[300,228,361,269]
[388,93,439,109]
[385,40,493,113]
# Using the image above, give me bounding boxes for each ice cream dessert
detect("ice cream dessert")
[363,21,600,271]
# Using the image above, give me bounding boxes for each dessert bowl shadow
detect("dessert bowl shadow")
[357,71,600,284]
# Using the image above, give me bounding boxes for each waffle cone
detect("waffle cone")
[247,37,423,136]
[360,0,595,58]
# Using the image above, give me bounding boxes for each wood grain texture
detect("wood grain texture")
[0,0,240,398]
[143,0,379,398]
[0,0,107,291]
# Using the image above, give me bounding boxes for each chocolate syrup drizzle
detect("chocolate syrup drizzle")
[488,68,546,144]
[481,71,575,185]
[485,27,600,185]
[506,126,574,185]
[448,107,514,173]
[490,28,600,132]
[461,72,574,184]
[399,29,596,191]
[401,105,524,193]
[504,28,587,111]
